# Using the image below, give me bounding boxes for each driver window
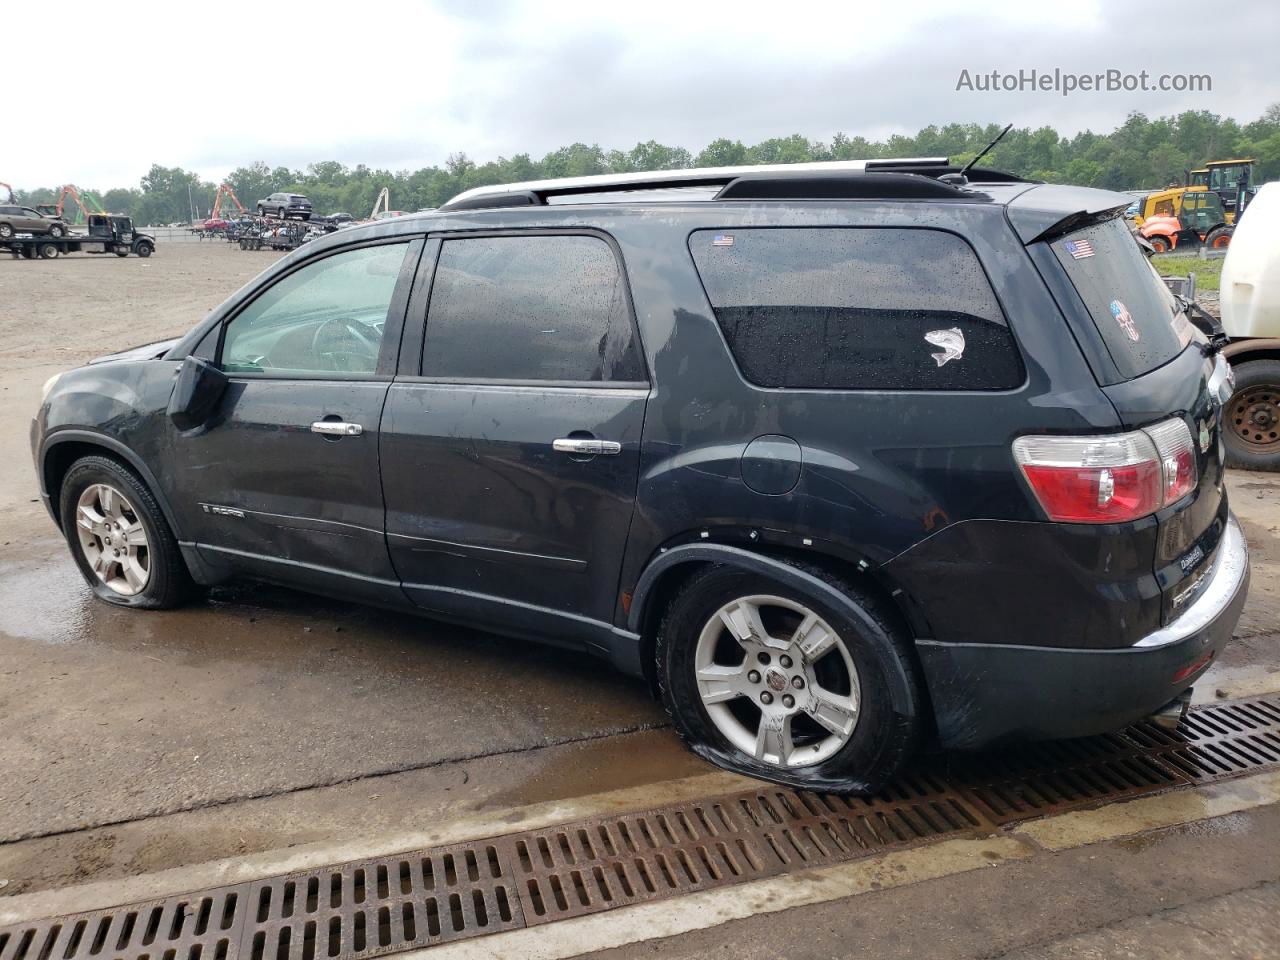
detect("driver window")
[221,243,410,375]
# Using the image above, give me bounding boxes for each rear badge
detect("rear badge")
[1109,300,1141,342]
[924,327,965,367]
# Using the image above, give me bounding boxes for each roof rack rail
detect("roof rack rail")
[438,158,1029,211]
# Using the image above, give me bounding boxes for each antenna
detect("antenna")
[960,123,1014,177]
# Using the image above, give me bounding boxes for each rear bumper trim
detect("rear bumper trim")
[916,513,1250,750]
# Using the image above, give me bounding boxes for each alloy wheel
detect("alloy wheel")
[694,594,860,768]
[75,483,150,596]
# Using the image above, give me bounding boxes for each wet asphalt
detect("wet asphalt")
[0,534,665,843]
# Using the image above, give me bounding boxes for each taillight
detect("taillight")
[1013,417,1199,524]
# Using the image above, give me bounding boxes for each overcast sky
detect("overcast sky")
[7,0,1279,190]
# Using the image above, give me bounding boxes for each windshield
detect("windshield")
[1052,217,1197,380]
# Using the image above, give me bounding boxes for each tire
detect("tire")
[1224,359,1280,471]
[1148,235,1171,253]
[655,563,922,793]
[58,455,195,609]
[1206,226,1233,250]
[39,243,59,259]
[257,205,265,217]
[48,223,66,238]
[0,223,13,239]
[135,241,153,257]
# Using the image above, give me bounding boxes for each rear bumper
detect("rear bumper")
[917,513,1251,750]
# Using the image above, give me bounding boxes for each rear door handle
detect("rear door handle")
[553,438,621,456]
[311,421,363,437]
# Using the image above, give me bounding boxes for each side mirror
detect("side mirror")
[168,355,228,430]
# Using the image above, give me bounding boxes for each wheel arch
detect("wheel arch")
[626,543,930,708]
[1224,339,1280,364]
[41,431,184,539]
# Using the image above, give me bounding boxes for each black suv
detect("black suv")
[31,161,1250,791]
[256,192,313,220]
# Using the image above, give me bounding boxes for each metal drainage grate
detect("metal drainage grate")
[2,695,1278,958]
[240,840,523,959]
[941,695,1280,825]
[496,784,980,924]
[0,887,246,960]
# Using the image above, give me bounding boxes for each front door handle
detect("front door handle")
[553,437,621,456]
[311,421,363,437]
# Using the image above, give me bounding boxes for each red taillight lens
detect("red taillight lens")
[1013,417,1199,524]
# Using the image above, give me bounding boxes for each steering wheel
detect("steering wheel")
[310,317,381,372]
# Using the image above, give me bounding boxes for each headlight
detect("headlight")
[41,373,62,402]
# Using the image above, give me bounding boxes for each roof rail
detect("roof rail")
[439,158,976,210]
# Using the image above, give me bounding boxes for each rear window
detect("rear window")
[1051,218,1193,379]
[688,227,1023,391]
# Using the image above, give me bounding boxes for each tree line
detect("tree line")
[16,106,1280,225]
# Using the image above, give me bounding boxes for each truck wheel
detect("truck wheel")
[39,243,59,259]
[135,241,154,257]
[1225,359,1280,471]
[1206,226,1233,250]
[655,563,922,794]
[0,223,13,239]
[1148,235,1170,253]
[48,223,66,238]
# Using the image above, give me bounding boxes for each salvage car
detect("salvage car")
[256,192,313,220]
[0,204,70,238]
[32,160,1249,791]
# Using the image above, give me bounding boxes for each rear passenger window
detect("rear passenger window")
[422,234,644,383]
[689,228,1023,390]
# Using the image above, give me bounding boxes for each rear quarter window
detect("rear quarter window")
[1051,218,1191,380]
[688,227,1023,391]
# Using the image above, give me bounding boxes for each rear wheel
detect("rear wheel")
[39,243,59,259]
[59,456,195,608]
[656,565,922,793]
[257,205,265,217]
[0,223,13,239]
[1206,226,1233,250]
[1224,359,1280,471]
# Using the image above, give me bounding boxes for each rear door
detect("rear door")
[381,230,649,643]
[1046,216,1227,620]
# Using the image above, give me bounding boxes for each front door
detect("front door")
[381,231,649,643]
[174,238,421,603]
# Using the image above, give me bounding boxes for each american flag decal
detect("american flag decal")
[711,234,734,246]
[1064,238,1094,259]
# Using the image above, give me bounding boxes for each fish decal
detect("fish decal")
[924,327,965,367]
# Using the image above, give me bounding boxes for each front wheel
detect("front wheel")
[48,223,66,238]
[1148,235,1171,253]
[1224,359,1280,471]
[656,565,922,793]
[135,241,154,257]
[59,456,195,608]
[1206,226,1233,250]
